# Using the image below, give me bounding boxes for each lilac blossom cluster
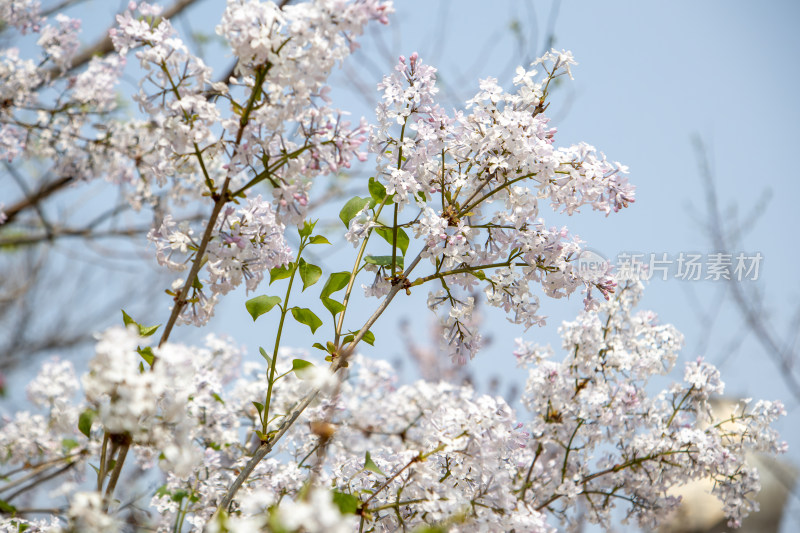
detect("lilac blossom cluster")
[0,283,784,531]
[148,195,292,325]
[357,51,631,363]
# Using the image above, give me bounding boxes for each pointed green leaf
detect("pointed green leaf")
[78,409,96,438]
[121,309,135,328]
[122,310,160,337]
[246,295,281,321]
[298,220,316,239]
[0,499,17,514]
[375,226,409,256]
[322,297,344,317]
[339,196,369,228]
[252,401,264,415]
[364,255,403,269]
[291,307,323,334]
[368,177,387,203]
[137,346,155,367]
[332,491,359,514]
[309,235,331,245]
[269,263,294,284]
[364,451,386,476]
[258,346,272,366]
[321,272,351,298]
[291,359,314,375]
[362,330,376,346]
[139,323,160,337]
[299,258,322,291]
[312,342,327,352]
[470,270,487,281]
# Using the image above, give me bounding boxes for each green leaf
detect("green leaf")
[368,177,387,203]
[298,220,316,239]
[62,438,80,453]
[78,409,96,438]
[137,346,155,367]
[252,401,264,415]
[299,259,322,291]
[212,393,225,404]
[309,235,331,245]
[375,226,410,256]
[0,499,17,514]
[122,310,160,337]
[170,489,189,503]
[322,297,345,317]
[470,270,487,281]
[339,196,369,228]
[259,346,272,366]
[332,491,359,514]
[321,272,351,298]
[291,359,314,375]
[246,295,281,321]
[269,263,294,284]
[312,342,328,352]
[291,307,323,334]
[139,323,160,337]
[121,309,135,328]
[364,255,403,269]
[364,451,386,476]
[362,330,376,346]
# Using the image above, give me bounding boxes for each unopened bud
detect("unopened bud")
[310,420,336,440]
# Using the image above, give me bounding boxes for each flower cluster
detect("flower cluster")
[351,50,631,363]
[0,283,785,532]
[148,195,292,324]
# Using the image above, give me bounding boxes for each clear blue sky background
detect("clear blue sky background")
[6,0,800,529]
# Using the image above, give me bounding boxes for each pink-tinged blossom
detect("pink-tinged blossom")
[149,197,290,325]
[368,50,635,362]
[0,0,43,33]
[0,48,41,107]
[0,125,26,163]
[70,55,125,110]
[36,14,81,72]
[205,195,292,295]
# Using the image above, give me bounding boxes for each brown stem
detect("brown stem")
[103,441,130,509]
[2,175,73,227]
